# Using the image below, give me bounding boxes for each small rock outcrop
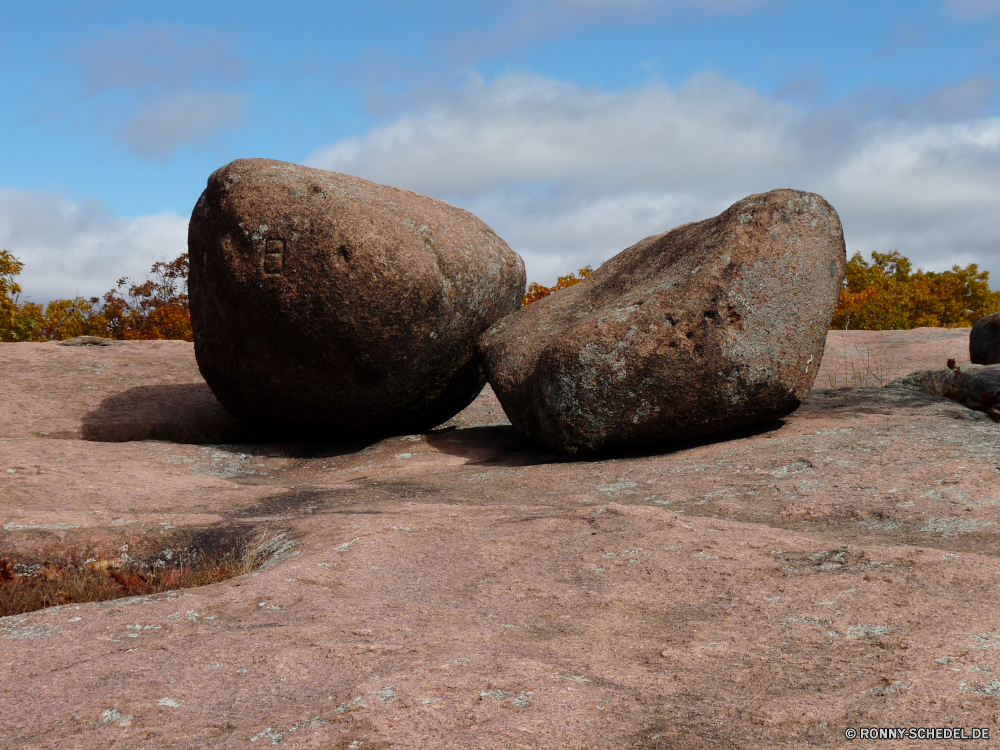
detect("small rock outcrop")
[57,336,119,347]
[970,312,1000,365]
[889,362,1000,421]
[188,158,525,435]
[478,189,846,455]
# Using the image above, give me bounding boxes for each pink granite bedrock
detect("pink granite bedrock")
[2,327,999,749]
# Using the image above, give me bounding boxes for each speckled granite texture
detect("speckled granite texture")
[3,328,999,749]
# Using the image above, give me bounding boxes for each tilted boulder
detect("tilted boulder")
[478,189,846,455]
[970,312,1000,365]
[188,158,525,435]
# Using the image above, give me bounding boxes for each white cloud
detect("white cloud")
[468,189,733,286]
[307,72,800,197]
[65,24,249,158]
[15,70,991,304]
[0,190,187,304]
[943,0,1000,18]
[917,75,996,119]
[306,72,1000,286]
[75,23,246,95]
[118,92,248,158]
[825,120,1000,269]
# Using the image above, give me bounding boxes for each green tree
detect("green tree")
[831,250,1000,330]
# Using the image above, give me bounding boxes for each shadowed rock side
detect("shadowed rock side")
[970,312,1000,365]
[81,384,262,443]
[889,363,1000,421]
[188,158,525,437]
[479,189,846,455]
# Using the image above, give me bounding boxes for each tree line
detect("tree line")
[2,248,998,342]
[0,249,192,342]
[830,250,1000,329]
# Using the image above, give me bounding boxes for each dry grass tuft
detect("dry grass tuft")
[823,331,899,388]
[0,528,290,617]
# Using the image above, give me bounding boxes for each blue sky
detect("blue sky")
[2,0,999,302]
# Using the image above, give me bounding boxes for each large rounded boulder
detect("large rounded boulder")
[188,158,525,435]
[478,189,846,455]
[970,312,1000,365]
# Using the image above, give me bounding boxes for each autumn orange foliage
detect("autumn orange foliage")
[0,249,193,342]
[830,250,1000,330]
[523,266,592,306]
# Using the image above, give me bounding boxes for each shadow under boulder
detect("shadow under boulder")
[81,383,264,443]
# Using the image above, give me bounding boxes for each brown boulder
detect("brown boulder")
[479,189,846,455]
[188,158,525,435]
[969,312,1000,364]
